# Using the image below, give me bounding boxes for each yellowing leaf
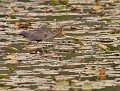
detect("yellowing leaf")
[97,75,106,80]
[97,67,106,75]
[111,20,120,23]
[11,6,18,12]
[73,36,80,41]
[17,38,29,42]
[92,5,102,11]
[15,22,31,28]
[15,22,21,28]
[78,41,87,46]
[6,54,17,60]
[96,43,108,50]
[61,31,66,35]
[5,46,19,51]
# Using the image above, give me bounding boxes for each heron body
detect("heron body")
[19,23,71,41]
[20,29,53,41]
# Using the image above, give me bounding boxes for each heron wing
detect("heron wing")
[27,30,46,41]
[20,29,53,41]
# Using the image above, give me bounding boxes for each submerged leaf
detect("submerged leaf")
[56,80,69,88]
[82,80,93,91]
[6,54,17,60]
[7,64,17,70]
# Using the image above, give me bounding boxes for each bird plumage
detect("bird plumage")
[19,23,72,41]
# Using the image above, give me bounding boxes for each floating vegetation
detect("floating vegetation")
[0,74,9,79]
[4,46,19,52]
[6,14,16,19]
[50,0,69,5]
[14,22,31,29]
[0,0,120,91]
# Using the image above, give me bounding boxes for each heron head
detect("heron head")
[19,31,29,37]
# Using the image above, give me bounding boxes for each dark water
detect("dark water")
[0,0,120,91]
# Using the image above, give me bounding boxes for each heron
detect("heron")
[19,23,72,42]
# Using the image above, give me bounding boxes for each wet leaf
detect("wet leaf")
[111,20,120,23]
[55,80,69,90]
[78,41,87,46]
[107,44,117,51]
[110,29,120,34]
[6,54,17,60]
[14,22,31,28]
[9,85,17,89]
[96,43,108,50]
[7,14,16,19]
[17,38,29,42]
[73,36,80,41]
[61,31,66,35]
[11,6,18,12]
[92,5,102,11]
[97,75,106,80]
[14,22,21,28]
[97,67,106,75]
[5,46,19,51]
[20,22,31,28]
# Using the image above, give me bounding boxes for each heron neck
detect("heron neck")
[50,23,71,39]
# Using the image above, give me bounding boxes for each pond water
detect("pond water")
[0,0,120,91]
